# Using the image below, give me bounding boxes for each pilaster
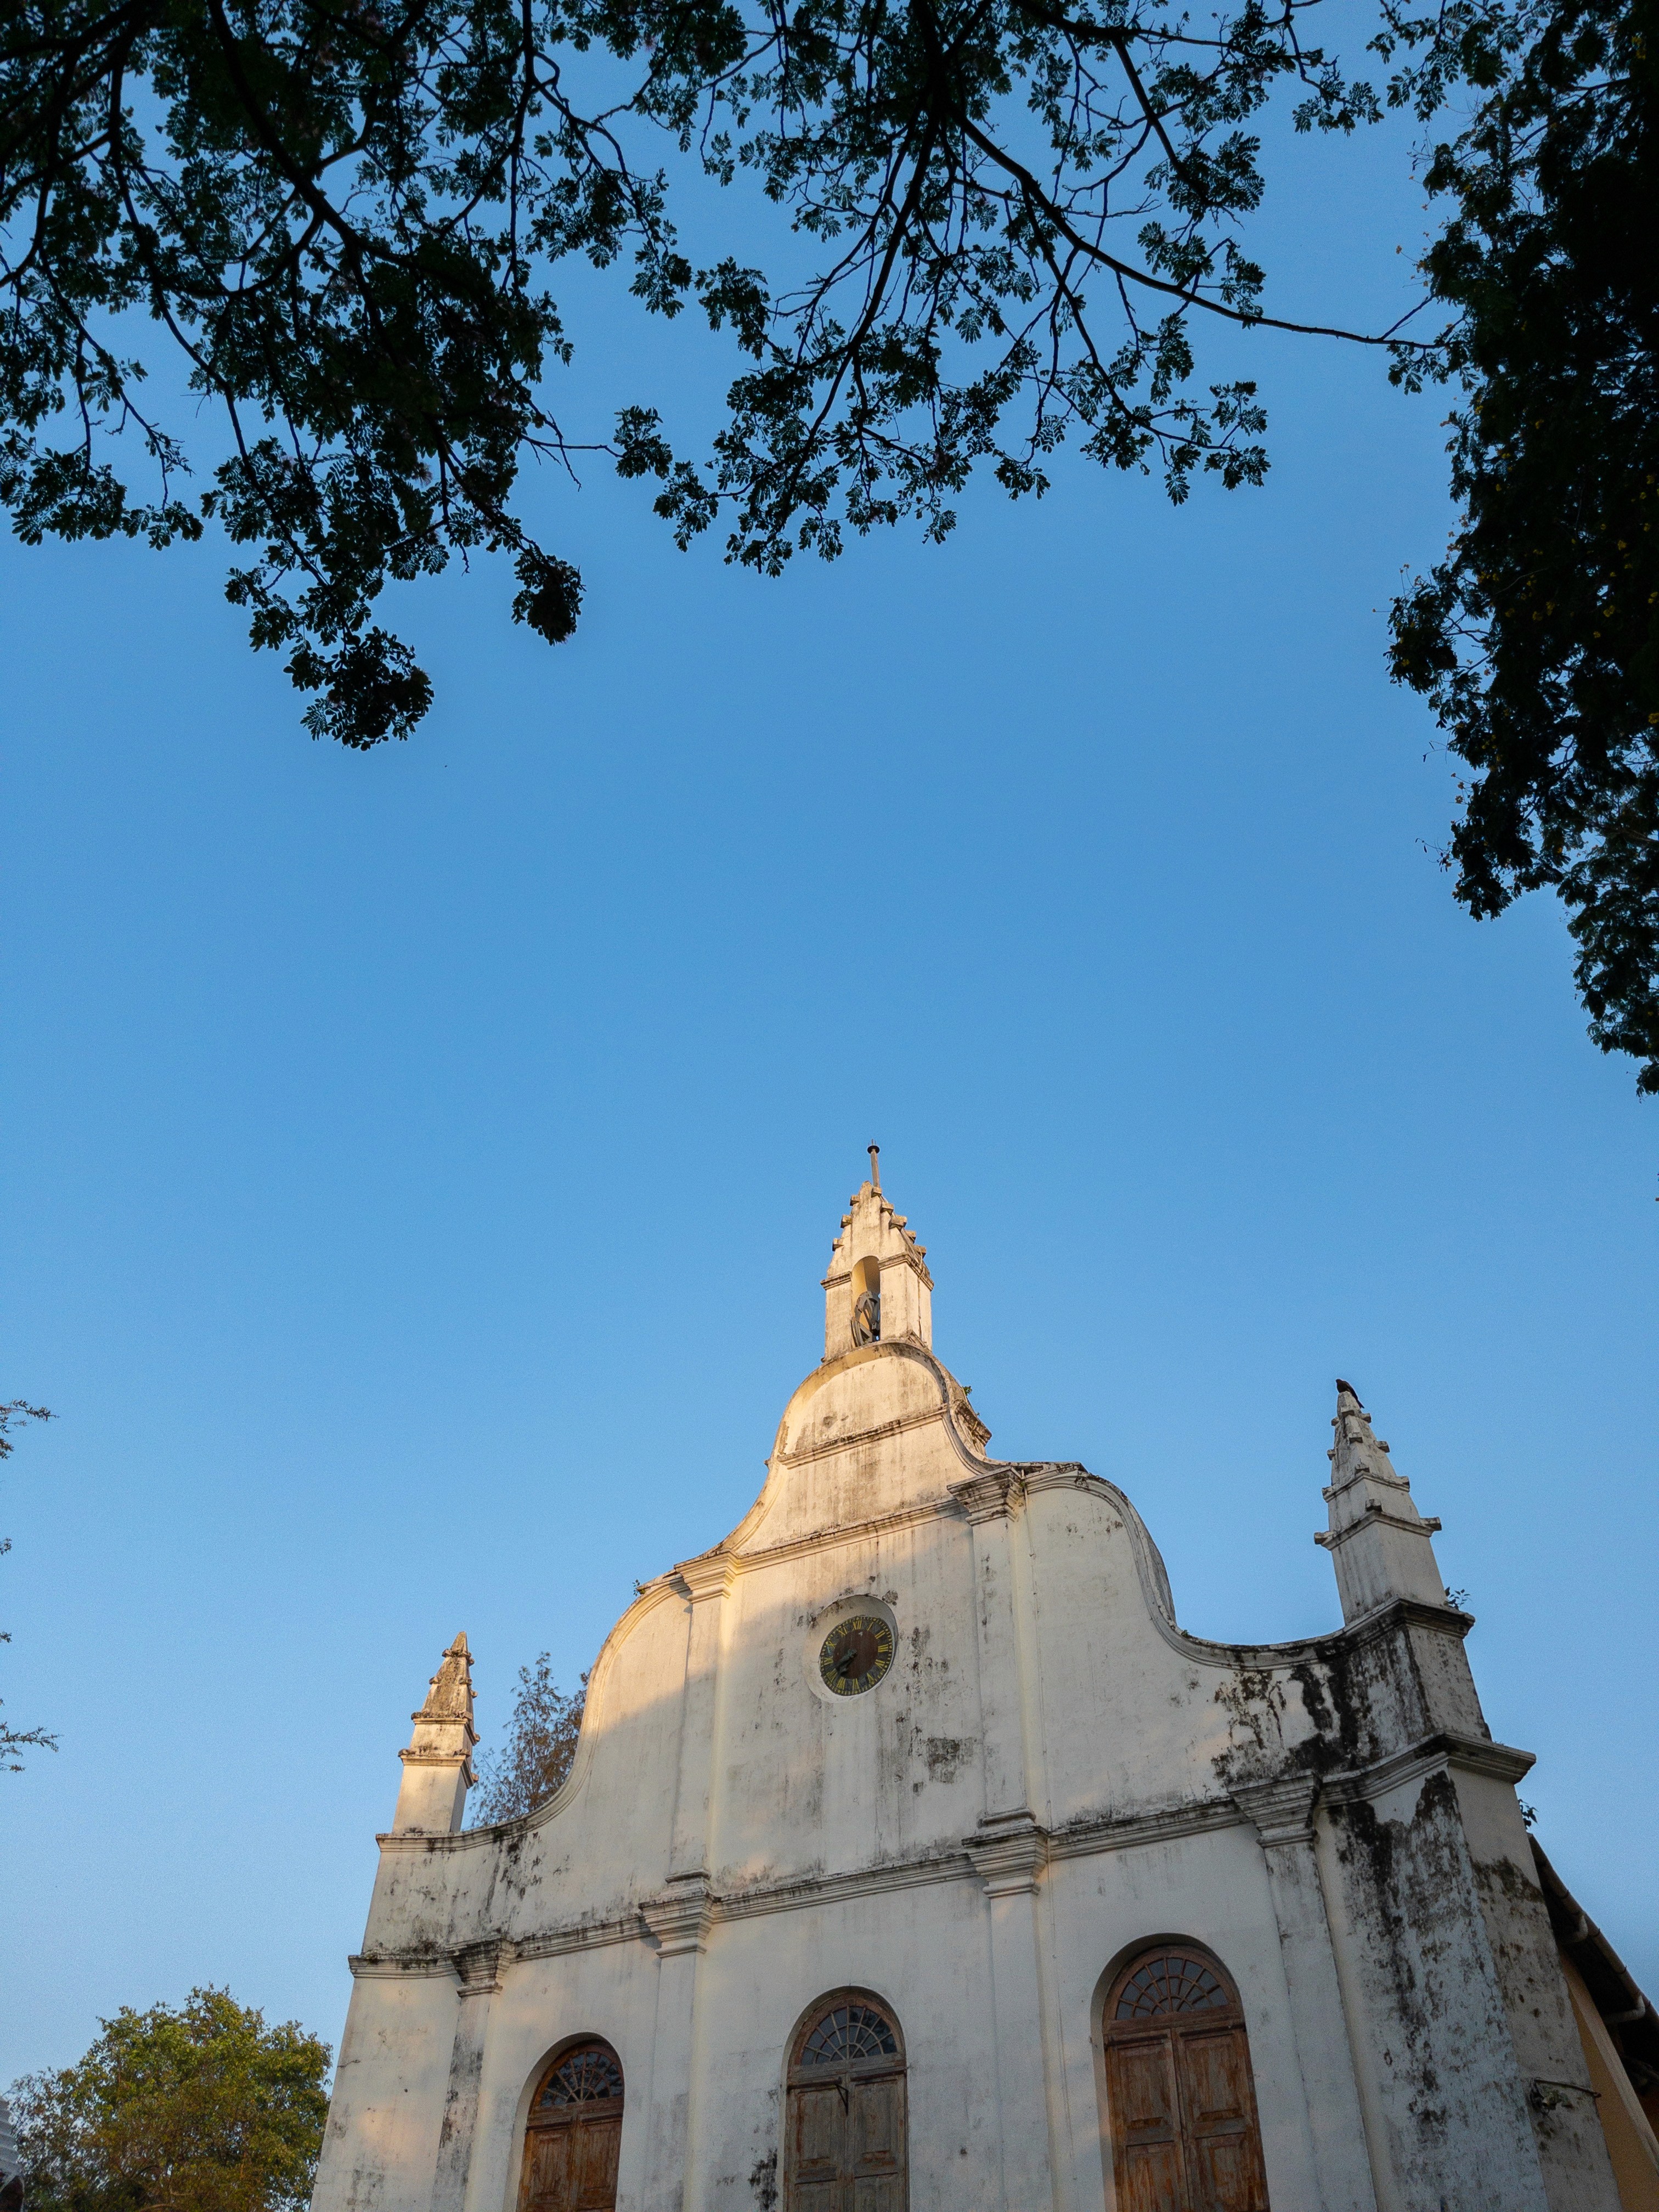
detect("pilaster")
[1232,1779,1379,2212]
[639,1879,715,2212]
[951,1470,1031,1821]
[667,1556,737,1881]
[428,1942,505,2212]
[966,1814,1060,2212]
[955,1465,1062,2210]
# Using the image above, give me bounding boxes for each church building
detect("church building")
[311,1161,1658,2212]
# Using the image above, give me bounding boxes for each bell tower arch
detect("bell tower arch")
[820,1148,934,1359]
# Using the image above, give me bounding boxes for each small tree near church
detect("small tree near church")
[10,1989,330,2212]
[470,1654,586,1824]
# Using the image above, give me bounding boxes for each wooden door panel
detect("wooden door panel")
[849,2076,904,2174]
[571,2115,622,2211]
[1108,2039,1181,2146]
[791,2185,841,2212]
[520,2129,574,2212]
[520,2115,620,2212]
[787,2069,906,2212]
[1177,2030,1252,2130]
[1176,2027,1265,2212]
[848,2079,905,2212]
[791,2083,847,2183]
[1117,2138,1188,2212]
[1107,2009,1268,2212]
[849,2176,905,2212]
[1186,2133,1267,2212]
[1107,2040,1185,2212]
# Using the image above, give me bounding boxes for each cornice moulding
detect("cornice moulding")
[1336,1594,1474,1641]
[452,1939,506,1995]
[725,1496,960,1572]
[775,1403,949,1468]
[1323,1466,1414,1505]
[641,1875,715,1956]
[950,1470,1024,1524]
[349,1953,459,1981]
[965,1814,1049,1895]
[356,1801,1270,1976]
[713,1849,973,1925]
[877,1246,934,1290]
[1018,1464,1092,1497]
[1046,1797,1247,1861]
[1322,1730,1535,1807]
[1232,1776,1321,1847]
[677,1554,740,1601]
[1315,1506,1443,1551]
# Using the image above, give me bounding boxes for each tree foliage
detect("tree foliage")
[4,0,1657,1085]
[1,1399,56,1774]
[2,0,1422,752]
[9,1989,331,2212]
[1387,0,1659,1091]
[470,1652,585,1822]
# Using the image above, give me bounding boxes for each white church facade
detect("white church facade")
[311,1163,1659,2212]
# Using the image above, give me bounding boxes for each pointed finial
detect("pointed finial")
[396,1630,478,1835]
[1318,1378,1446,1621]
[868,1142,881,1190]
[416,1632,475,1723]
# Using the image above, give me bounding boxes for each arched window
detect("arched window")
[850,1257,882,1346]
[518,2041,624,2212]
[785,1991,907,2211]
[1099,1944,1268,2212]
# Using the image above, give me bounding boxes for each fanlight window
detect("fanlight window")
[1114,1953,1231,2022]
[799,2003,900,2069]
[535,2048,624,2107]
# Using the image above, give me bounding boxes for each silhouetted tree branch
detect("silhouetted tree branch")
[1,1400,55,1774]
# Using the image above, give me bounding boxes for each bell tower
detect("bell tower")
[1315,1382,1450,1621]
[391,1632,477,1835]
[820,1146,934,1359]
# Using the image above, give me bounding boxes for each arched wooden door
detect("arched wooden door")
[518,2041,624,2212]
[1101,1945,1269,2212]
[785,1993,907,2212]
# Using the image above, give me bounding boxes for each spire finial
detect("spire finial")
[867,1143,881,1191]
[1317,1380,1448,1623]
[394,1630,478,1835]
[416,1632,475,1724]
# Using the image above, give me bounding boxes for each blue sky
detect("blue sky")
[2,87,1654,2083]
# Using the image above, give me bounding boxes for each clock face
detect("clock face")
[819,1615,895,1697]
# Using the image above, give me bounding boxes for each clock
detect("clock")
[819,1614,895,1696]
